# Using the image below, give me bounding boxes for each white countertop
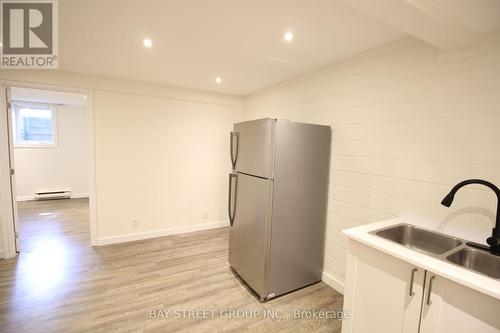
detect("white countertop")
[343,217,500,301]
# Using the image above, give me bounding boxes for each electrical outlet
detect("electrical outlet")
[202,212,208,220]
[132,218,139,228]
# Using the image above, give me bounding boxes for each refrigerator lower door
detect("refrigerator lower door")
[228,173,272,300]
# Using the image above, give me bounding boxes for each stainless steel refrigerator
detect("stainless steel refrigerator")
[227,118,331,301]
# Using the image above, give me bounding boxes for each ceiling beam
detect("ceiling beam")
[340,0,478,50]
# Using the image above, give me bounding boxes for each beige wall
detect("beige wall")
[14,104,89,200]
[94,90,242,240]
[0,70,244,248]
[244,35,500,292]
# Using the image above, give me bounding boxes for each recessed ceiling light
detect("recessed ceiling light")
[83,95,88,99]
[283,32,294,42]
[215,77,222,84]
[143,38,153,48]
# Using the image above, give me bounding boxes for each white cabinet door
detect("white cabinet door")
[342,241,425,333]
[420,273,500,333]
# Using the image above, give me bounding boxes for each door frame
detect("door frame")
[4,87,20,253]
[0,80,98,259]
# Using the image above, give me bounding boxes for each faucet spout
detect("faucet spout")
[441,179,500,256]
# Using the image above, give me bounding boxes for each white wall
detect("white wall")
[245,34,500,292]
[14,104,89,200]
[0,70,244,249]
[94,90,242,241]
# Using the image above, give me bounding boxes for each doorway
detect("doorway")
[0,83,97,259]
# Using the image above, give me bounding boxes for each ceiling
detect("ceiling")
[59,0,405,95]
[11,87,88,106]
[58,0,500,96]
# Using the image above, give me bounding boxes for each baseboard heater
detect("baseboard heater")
[34,189,71,200]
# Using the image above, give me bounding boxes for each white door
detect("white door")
[5,87,20,253]
[342,241,425,333]
[420,273,500,333]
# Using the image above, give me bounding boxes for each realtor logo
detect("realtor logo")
[1,0,58,68]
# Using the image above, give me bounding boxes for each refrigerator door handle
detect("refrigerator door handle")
[228,173,238,226]
[230,131,239,169]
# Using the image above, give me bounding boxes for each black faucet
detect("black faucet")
[441,179,500,256]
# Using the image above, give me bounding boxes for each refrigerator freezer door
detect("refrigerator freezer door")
[233,118,275,178]
[228,173,272,299]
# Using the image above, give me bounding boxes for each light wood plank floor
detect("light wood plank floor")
[0,199,344,332]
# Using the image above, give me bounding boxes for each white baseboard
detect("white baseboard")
[17,193,88,201]
[17,195,34,202]
[96,220,230,246]
[322,270,345,294]
[0,249,4,259]
[71,193,89,199]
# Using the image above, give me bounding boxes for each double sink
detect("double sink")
[371,223,500,279]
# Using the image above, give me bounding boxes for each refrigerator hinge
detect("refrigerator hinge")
[9,168,15,176]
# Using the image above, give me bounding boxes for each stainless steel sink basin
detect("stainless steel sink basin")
[446,248,500,279]
[372,223,500,280]
[374,224,462,255]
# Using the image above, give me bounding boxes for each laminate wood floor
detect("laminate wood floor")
[0,199,344,332]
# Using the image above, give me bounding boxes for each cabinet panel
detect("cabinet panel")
[342,241,424,333]
[420,273,500,333]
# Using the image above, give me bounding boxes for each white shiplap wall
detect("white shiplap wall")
[244,35,500,293]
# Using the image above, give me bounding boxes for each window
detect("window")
[12,103,58,147]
